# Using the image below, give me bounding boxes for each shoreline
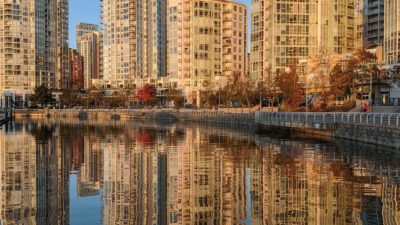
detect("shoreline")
[12,109,400,149]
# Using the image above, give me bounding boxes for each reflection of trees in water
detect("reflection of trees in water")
[29,122,55,144]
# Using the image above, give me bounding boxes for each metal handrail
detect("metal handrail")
[257,112,400,127]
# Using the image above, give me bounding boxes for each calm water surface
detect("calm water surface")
[1,119,400,225]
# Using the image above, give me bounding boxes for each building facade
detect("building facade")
[363,0,384,46]
[76,22,99,53]
[251,0,355,82]
[0,0,69,107]
[69,49,84,90]
[384,0,400,65]
[167,0,247,104]
[101,0,167,90]
[57,0,70,90]
[79,32,101,89]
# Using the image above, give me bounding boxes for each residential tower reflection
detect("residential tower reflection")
[0,119,399,224]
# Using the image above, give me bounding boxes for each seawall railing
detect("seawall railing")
[256,112,400,127]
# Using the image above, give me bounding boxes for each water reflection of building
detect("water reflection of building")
[3,119,400,225]
[0,123,70,225]
[166,128,248,224]
[70,130,84,171]
[101,130,168,225]
[246,140,400,225]
[102,135,132,224]
[36,125,70,225]
[98,126,250,224]
[0,124,37,225]
[77,135,103,197]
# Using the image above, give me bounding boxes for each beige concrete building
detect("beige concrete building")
[57,0,70,90]
[101,0,167,90]
[167,0,247,104]
[79,32,101,89]
[76,23,99,54]
[384,0,400,65]
[251,0,355,82]
[0,0,69,107]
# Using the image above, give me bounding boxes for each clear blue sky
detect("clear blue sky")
[69,0,251,49]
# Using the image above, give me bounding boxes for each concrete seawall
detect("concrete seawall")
[13,109,400,149]
[15,109,256,126]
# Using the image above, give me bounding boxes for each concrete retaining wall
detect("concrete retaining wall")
[13,109,400,148]
[15,109,256,126]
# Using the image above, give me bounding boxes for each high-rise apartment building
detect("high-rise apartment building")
[355,0,365,48]
[384,0,400,65]
[57,0,70,89]
[79,32,101,89]
[0,0,69,107]
[168,0,247,104]
[101,0,167,89]
[76,22,99,53]
[69,49,84,90]
[363,0,384,46]
[251,0,355,81]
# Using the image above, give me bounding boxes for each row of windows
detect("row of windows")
[276,14,310,24]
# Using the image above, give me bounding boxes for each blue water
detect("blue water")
[70,173,101,225]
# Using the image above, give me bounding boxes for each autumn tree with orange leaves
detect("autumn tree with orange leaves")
[324,47,378,104]
[275,65,305,108]
[326,63,353,103]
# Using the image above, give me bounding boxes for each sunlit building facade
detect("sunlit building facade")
[69,48,84,90]
[101,0,167,89]
[167,0,247,104]
[250,0,355,81]
[79,32,101,89]
[0,0,69,107]
[384,0,400,65]
[76,22,99,54]
[56,0,70,90]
